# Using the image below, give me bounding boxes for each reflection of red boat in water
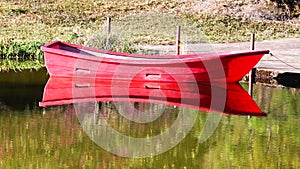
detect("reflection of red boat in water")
[39,77,266,116]
[42,41,269,83]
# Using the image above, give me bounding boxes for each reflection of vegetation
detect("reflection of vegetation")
[0,85,299,168]
[96,102,179,138]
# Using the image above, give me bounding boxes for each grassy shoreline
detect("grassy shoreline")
[1,0,300,71]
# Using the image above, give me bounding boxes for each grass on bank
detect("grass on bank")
[0,0,300,71]
[0,59,44,72]
[0,40,44,71]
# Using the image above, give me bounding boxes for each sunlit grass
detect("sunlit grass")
[0,59,44,72]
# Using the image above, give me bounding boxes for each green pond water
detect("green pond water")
[0,77,299,168]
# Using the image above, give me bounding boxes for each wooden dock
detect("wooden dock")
[212,38,300,74]
[140,38,300,88]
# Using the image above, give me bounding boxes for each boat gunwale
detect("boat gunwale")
[42,41,270,65]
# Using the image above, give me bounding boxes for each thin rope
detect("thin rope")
[270,53,300,70]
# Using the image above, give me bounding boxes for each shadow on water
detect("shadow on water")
[0,68,48,110]
[275,72,300,88]
[0,86,45,110]
[0,68,49,87]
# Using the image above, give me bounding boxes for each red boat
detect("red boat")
[42,41,269,83]
[39,77,266,116]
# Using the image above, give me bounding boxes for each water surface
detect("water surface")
[0,83,299,168]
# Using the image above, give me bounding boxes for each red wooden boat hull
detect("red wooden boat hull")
[42,41,269,83]
[39,77,266,116]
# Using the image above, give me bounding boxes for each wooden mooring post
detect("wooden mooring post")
[176,26,181,55]
[106,16,111,47]
[248,33,255,96]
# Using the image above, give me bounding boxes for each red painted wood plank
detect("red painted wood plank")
[42,41,269,83]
